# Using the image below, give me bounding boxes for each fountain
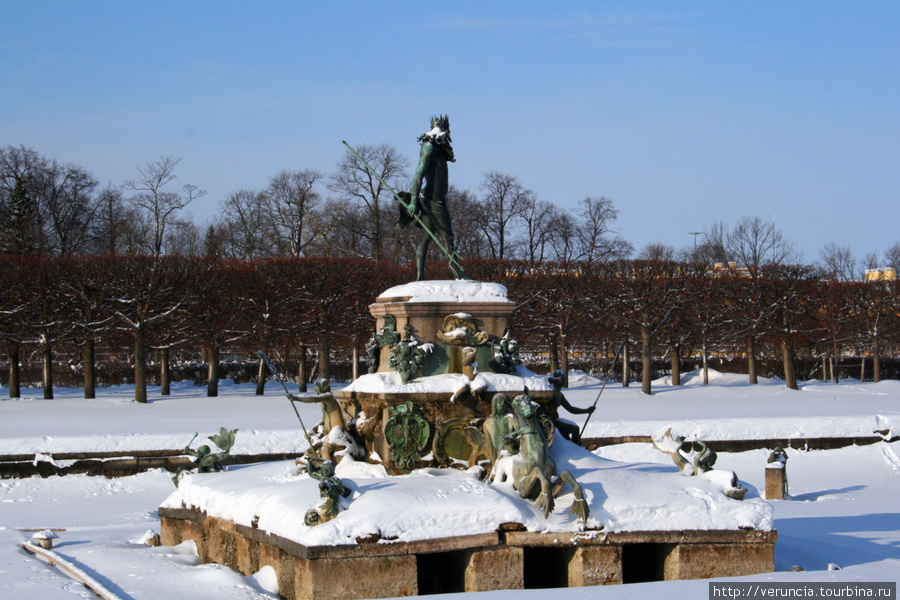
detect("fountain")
[159,118,775,599]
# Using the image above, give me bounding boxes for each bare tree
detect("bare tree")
[884,242,900,274]
[165,217,203,257]
[0,145,49,255]
[863,252,880,272]
[328,144,408,262]
[819,242,858,282]
[108,255,191,403]
[726,215,799,267]
[38,160,99,255]
[637,242,676,261]
[576,196,632,262]
[597,260,685,395]
[547,211,581,263]
[762,264,820,390]
[216,189,275,259]
[477,171,529,260]
[267,169,323,257]
[310,197,374,259]
[446,186,488,259]
[692,221,730,265]
[125,157,205,257]
[91,184,141,255]
[518,192,557,266]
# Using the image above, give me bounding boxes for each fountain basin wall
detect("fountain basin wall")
[160,508,775,599]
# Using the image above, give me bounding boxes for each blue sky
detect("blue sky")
[3,1,898,262]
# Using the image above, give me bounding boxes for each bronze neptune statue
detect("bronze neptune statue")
[343,116,465,281]
[396,115,464,281]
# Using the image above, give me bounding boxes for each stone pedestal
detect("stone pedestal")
[369,292,514,377]
[765,464,788,499]
[336,281,552,474]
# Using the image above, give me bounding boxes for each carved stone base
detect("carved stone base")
[160,507,776,599]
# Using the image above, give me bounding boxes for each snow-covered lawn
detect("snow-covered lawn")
[2,371,899,599]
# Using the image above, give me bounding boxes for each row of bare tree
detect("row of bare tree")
[0,144,634,265]
[2,257,897,400]
[7,143,900,281]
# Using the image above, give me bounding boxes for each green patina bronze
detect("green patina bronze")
[652,428,747,500]
[172,427,238,487]
[498,395,589,523]
[343,114,465,281]
[400,115,464,281]
[365,315,401,374]
[489,329,522,375]
[389,324,427,384]
[304,457,352,526]
[384,401,431,470]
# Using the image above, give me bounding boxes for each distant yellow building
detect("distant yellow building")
[864,268,897,281]
[711,262,752,277]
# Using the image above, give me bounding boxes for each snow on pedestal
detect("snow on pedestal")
[341,367,551,397]
[161,438,772,547]
[159,438,775,597]
[377,280,512,304]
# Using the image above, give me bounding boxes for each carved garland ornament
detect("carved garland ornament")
[365,315,401,374]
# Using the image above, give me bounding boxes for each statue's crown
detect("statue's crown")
[430,114,450,133]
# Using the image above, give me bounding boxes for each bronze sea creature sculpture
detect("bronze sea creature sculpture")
[496,395,589,522]
[304,458,352,526]
[172,427,238,487]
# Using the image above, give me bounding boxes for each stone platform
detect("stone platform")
[160,507,775,599]
[159,437,776,599]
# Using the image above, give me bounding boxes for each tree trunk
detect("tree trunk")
[134,328,147,403]
[549,335,560,374]
[83,338,96,399]
[873,337,881,383]
[781,339,798,390]
[641,326,652,395]
[822,355,828,384]
[318,336,330,381]
[298,344,308,392]
[160,347,170,396]
[832,342,839,383]
[256,356,266,396]
[747,335,758,385]
[558,326,569,387]
[352,341,359,381]
[207,344,219,397]
[860,355,866,382]
[701,339,709,385]
[42,339,53,400]
[7,344,20,398]
[622,342,630,387]
[670,345,681,386]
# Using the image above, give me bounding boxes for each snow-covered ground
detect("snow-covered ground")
[2,370,899,598]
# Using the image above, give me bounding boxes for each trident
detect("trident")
[342,140,466,279]
[257,351,319,459]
